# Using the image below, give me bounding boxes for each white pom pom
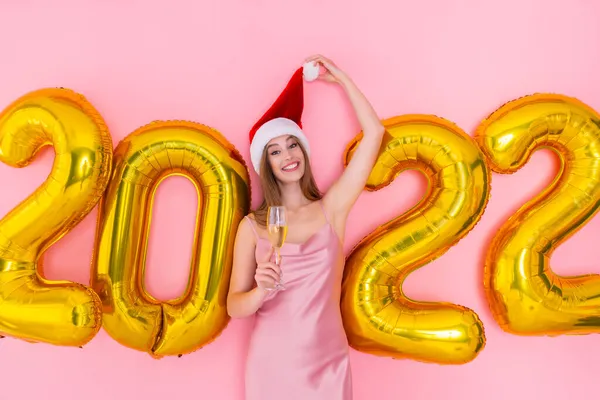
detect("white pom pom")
[303,61,319,82]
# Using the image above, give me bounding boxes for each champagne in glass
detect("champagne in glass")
[267,206,287,290]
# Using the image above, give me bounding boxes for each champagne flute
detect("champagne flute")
[267,206,287,290]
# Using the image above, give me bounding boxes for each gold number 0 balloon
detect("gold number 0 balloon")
[341,115,489,364]
[0,88,112,346]
[476,93,600,335]
[91,121,250,358]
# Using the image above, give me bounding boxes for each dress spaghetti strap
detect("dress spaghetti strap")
[319,200,331,224]
[244,215,259,239]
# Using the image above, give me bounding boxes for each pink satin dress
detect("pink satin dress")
[244,202,353,400]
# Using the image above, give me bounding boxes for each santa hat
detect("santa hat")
[249,62,319,174]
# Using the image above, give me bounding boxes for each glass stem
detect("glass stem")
[275,248,281,265]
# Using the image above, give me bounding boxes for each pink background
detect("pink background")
[1,0,600,399]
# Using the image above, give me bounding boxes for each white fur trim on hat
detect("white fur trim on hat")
[250,117,310,174]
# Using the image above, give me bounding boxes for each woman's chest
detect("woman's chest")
[254,224,342,267]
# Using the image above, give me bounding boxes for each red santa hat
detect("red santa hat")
[249,61,320,174]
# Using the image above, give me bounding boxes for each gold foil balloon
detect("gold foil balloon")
[341,115,489,364]
[476,93,600,336]
[90,120,250,358]
[0,88,112,346]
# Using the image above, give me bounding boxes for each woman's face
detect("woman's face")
[266,135,306,184]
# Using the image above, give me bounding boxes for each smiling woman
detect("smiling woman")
[226,55,386,400]
[268,136,303,175]
[253,134,322,228]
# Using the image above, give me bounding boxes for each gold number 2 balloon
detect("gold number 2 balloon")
[0,88,112,346]
[341,115,489,364]
[476,93,600,335]
[90,121,250,358]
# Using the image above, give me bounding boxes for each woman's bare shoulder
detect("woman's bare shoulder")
[235,213,256,238]
[242,212,268,239]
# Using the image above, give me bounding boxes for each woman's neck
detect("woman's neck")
[278,181,310,211]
